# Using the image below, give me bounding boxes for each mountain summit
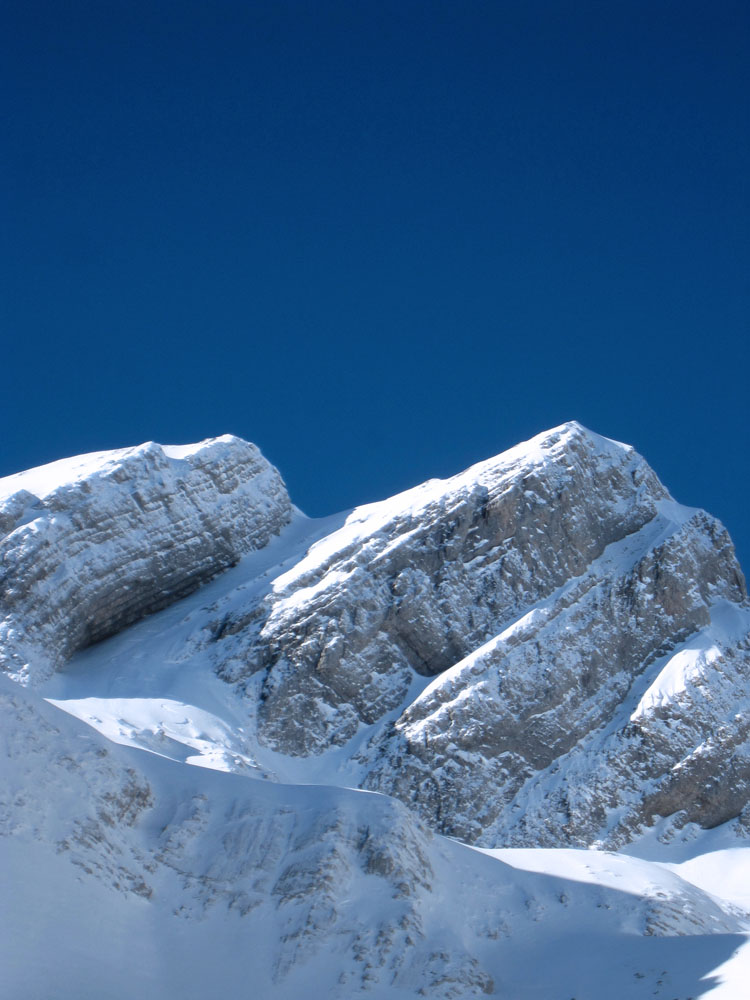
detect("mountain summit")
[2,424,750,998]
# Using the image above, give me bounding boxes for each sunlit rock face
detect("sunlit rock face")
[226,422,680,753]
[0,435,291,683]
[205,421,749,848]
[358,510,750,848]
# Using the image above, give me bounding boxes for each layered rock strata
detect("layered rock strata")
[205,422,749,846]
[228,423,675,752]
[359,512,750,847]
[2,422,748,852]
[0,435,291,683]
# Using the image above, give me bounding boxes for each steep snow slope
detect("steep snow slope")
[4,666,750,999]
[3,423,750,997]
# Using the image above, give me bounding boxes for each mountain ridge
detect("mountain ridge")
[2,422,750,997]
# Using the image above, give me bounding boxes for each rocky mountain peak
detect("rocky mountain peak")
[0,435,291,684]
[2,424,750,997]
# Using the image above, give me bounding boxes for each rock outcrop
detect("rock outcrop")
[0,435,291,683]
[359,515,750,848]
[238,422,675,754]
[202,421,750,847]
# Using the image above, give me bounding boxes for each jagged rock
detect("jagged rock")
[244,422,673,755]
[359,513,749,847]
[207,421,750,848]
[0,435,291,683]
[487,613,750,848]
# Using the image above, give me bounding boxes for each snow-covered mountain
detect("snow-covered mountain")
[2,422,750,998]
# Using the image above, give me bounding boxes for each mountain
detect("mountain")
[2,422,750,998]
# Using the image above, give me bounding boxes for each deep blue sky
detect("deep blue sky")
[3,2,749,570]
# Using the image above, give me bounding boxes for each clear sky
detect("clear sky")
[2,2,749,570]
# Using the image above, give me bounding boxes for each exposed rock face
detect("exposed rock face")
[203,421,750,848]
[359,515,750,847]
[240,423,674,755]
[0,435,291,684]
[492,607,750,848]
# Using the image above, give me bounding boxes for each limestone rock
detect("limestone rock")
[359,512,750,847]
[235,422,673,754]
[0,435,291,683]
[206,421,750,847]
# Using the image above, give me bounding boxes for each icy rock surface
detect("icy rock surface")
[0,435,291,683]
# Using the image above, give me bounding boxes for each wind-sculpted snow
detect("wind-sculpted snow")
[0,435,291,683]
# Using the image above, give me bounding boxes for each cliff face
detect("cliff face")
[2,422,748,849]
[196,422,749,847]
[358,509,750,848]
[0,435,291,684]
[229,423,692,755]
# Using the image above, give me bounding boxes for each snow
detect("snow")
[478,844,750,998]
[631,602,750,720]
[45,696,264,773]
[0,444,144,501]
[4,425,750,997]
[669,850,750,911]
[0,434,243,503]
[271,421,621,595]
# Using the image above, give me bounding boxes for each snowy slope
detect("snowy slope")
[2,424,750,997]
[5,661,750,999]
